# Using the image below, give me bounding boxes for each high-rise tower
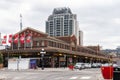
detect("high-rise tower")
[46,7,80,45]
[46,8,81,45]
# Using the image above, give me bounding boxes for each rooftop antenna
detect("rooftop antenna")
[20,14,23,31]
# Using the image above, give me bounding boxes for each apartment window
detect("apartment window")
[70,15,73,18]
[69,20,73,35]
[64,15,69,19]
[48,41,52,46]
[46,22,49,33]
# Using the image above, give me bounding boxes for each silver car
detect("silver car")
[84,63,91,69]
[74,63,85,70]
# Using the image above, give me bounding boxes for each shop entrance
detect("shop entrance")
[38,56,52,67]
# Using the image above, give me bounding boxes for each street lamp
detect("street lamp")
[40,48,46,70]
[64,54,66,68]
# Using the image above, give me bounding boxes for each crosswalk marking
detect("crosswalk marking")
[69,76,91,79]
[70,76,78,79]
[80,76,91,79]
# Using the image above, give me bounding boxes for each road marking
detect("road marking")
[70,76,78,79]
[55,77,64,79]
[25,76,39,79]
[80,76,91,79]
[13,77,21,80]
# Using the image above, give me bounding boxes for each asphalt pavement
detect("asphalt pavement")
[0,68,105,80]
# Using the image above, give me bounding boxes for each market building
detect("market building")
[0,27,112,68]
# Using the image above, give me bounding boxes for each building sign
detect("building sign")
[59,57,65,61]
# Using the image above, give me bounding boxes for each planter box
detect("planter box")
[68,65,74,70]
[0,64,3,69]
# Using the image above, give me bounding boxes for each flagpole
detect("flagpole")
[18,34,20,50]
[12,41,13,50]
[12,34,13,50]
[17,14,22,50]
[31,32,32,49]
[16,13,23,71]
[24,32,26,50]
[20,14,23,31]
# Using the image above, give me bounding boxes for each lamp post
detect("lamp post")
[64,54,66,68]
[40,48,46,70]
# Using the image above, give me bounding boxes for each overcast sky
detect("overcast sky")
[0,0,120,49]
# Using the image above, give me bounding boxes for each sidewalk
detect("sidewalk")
[37,67,70,71]
[0,67,71,72]
[97,74,104,80]
[0,68,106,80]
[0,75,6,80]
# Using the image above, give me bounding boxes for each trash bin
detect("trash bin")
[113,67,120,80]
[101,66,113,79]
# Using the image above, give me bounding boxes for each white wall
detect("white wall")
[8,58,30,70]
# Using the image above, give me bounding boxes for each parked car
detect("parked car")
[113,63,118,67]
[84,63,91,69]
[91,63,98,68]
[74,63,85,70]
[96,63,102,68]
[102,63,118,67]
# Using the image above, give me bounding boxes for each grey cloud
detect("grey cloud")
[4,0,22,3]
[31,6,52,14]
[76,4,120,31]
[0,19,19,34]
[0,0,22,10]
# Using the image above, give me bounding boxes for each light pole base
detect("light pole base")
[41,67,44,70]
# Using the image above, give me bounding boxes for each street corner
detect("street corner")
[96,74,104,80]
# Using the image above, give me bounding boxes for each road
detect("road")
[0,68,104,80]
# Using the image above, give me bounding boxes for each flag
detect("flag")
[2,35,7,44]
[26,33,31,43]
[8,34,13,43]
[14,34,19,44]
[20,34,25,44]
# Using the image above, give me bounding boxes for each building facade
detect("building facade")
[102,47,120,57]
[1,27,111,68]
[46,7,80,45]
